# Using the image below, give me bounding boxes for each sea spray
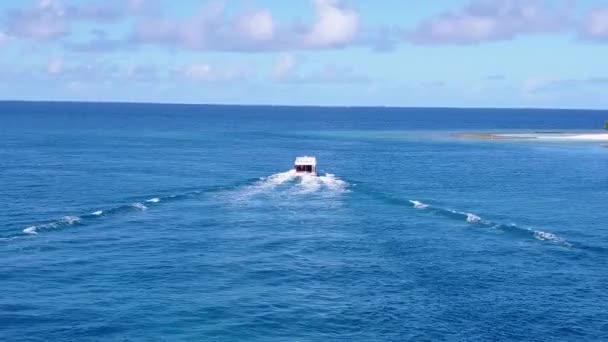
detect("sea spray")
[238,170,349,198]
[409,200,429,209]
[407,199,570,247]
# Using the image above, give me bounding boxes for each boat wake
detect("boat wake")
[14,183,243,238]
[22,201,154,235]
[407,200,571,247]
[11,172,604,255]
[23,216,82,235]
[237,170,349,198]
[13,172,348,238]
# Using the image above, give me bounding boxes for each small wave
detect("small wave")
[403,199,572,247]
[260,170,298,188]
[131,203,148,211]
[23,226,38,235]
[466,213,482,223]
[62,216,81,224]
[22,215,81,235]
[318,173,349,192]
[534,230,558,241]
[409,200,429,209]
[446,209,484,224]
[237,170,349,198]
[533,230,572,247]
[296,173,349,194]
[16,182,248,238]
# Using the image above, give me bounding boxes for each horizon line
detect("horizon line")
[0,99,606,112]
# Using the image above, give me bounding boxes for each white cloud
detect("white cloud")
[305,0,360,48]
[184,63,213,81]
[271,53,369,84]
[581,8,608,41]
[236,10,275,42]
[524,76,608,94]
[5,0,69,40]
[47,57,64,74]
[131,0,362,51]
[406,0,573,45]
[0,31,9,47]
[2,0,136,41]
[273,53,297,81]
[181,62,251,83]
[132,1,242,50]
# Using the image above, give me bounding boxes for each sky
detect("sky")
[0,0,607,108]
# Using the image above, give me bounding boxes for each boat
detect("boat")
[294,156,317,176]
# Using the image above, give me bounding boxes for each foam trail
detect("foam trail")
[15,179,261,238]
[297,174,322,193]
[260,170,298,188]
[62,216,81,224]
[23,226,38,235]
[22,215,81,235]
[131,203,148,211]
[466,213,482,223]
[406,199,572,247]
[296,173,348,194]
[409,200,429,209]
[317,173,349,192]
[237,170,349,198]
[533,230,572,247]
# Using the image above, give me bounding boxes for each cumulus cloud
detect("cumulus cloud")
[272,53,297,81]
[180,62,253,83]
[47,57,64,74]
[304,0,360,48]
[235,10,275,42]
[4,0,70,40]
[524,76,608,93]
[0,31,9,47]
[131,1,272,50]
[65,29,128,52]
[130,0,360,51]
[1,0,139,41]
[0,0,365,51]
[580,7,608,41]
[271,53,369,84]
[406,0,573,45]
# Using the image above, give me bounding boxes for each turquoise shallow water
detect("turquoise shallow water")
[1,102,608,341]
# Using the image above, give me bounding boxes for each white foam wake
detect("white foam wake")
[131,203,148,210]
[23,215,81,235]
[146,198,160,203]
[62,216,81,224]
[240,170,348,197]
[23,226,38,235]
[466,213,482,223]
[409,200,429,209]
[533,231,559,242]
[296,173,349,194]
[92,210,103,216]
[259,170,299,189]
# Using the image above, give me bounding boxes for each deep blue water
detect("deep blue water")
[2,101,608,341]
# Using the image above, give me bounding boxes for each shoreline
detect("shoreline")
[456,132,608,141]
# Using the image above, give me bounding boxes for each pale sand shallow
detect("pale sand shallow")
[456,132,608,141]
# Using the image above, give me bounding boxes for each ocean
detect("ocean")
[1,102,608,341]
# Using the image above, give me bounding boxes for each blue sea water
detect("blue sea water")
[1,102,608,341]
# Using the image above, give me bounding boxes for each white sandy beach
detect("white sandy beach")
[458,132,608,141]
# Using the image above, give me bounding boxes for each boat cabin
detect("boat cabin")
[294,156,317,175]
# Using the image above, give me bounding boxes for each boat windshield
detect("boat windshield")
[296,165,313,172]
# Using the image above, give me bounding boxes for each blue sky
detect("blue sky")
[0,0,607,108]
